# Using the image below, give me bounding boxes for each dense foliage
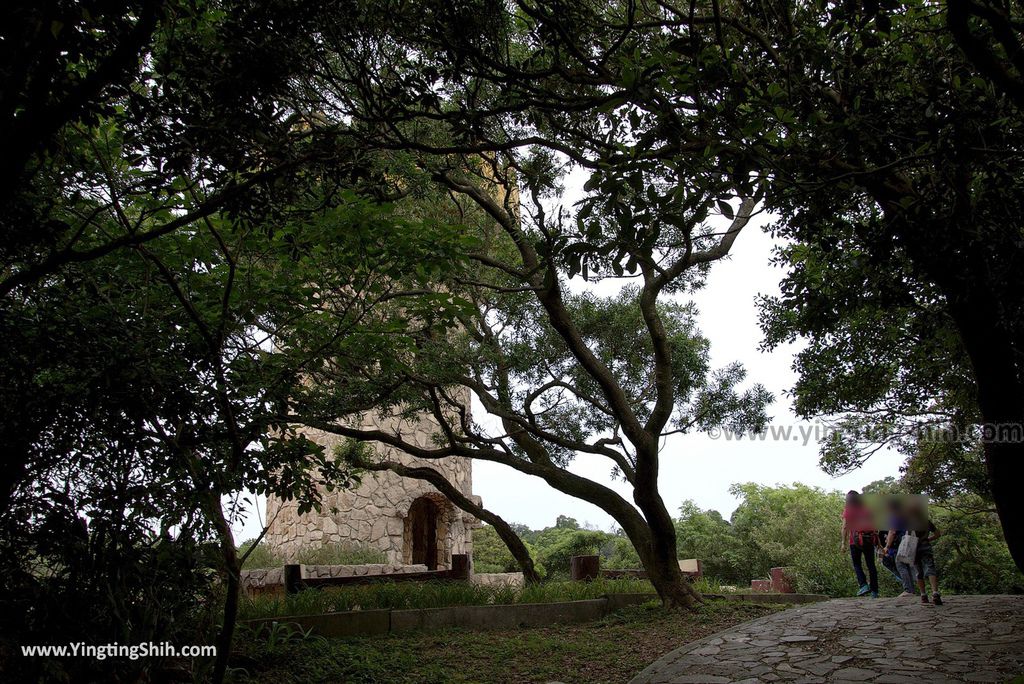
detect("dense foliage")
[1,3,471,680]
[477,482,1023,597]
[473,516,641,578]
[5,0,1024,678]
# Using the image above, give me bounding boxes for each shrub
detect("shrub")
[239,541,388,569]
[293,543,387,566]
[471,525,546,577]
[240,539,282,569]
[538,530,612,576]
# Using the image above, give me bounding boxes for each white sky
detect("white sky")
[233,183,905,542]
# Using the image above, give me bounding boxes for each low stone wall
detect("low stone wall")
[470,572,525,588]
[241,592,830,638]
[242,593,656,637]
[242,563,429,591]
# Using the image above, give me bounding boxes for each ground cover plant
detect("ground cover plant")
[238,578,658,620]
[240,541,387,569]
[231,599,784,684]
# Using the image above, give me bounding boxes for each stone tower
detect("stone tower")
[265,159,516,569]
[263,392,479,569]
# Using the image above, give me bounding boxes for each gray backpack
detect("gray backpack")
[896,530,919,564]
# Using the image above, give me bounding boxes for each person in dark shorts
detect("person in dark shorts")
[907,498,943,605]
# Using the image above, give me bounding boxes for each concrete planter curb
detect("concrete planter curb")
[242,593,656,637]
[390,598,610,632]
[705,592,829,605]
[241,592,828,639]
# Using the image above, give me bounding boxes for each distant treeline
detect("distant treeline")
[475,481,1023,597]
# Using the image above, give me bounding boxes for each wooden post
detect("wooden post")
[450,554,470,580]
[284,564,303,594]
[570,555,600,582]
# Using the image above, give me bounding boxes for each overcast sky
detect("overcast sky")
[233,188,905,541]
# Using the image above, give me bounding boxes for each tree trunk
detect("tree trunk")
[208,502,241,684]
[484,512,543,585]
[629,507,702,608]
[213,549,241,684]
[945,293,1024,571]
[630,443,702,608]
[874,200,1024,574]
[363,460,543,584]
[642,548,702,608]
[184,448,241,684]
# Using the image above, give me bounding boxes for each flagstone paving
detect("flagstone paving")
[628,595,1024,683]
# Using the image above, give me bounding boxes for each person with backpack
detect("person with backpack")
[882,497,919,596]
[906,497,943,605]
[840,490,879,598]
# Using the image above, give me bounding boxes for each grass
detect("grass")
[239,541,387,569]
[239,578,658,620]
[230,599,785,684]
[691,575,727,594]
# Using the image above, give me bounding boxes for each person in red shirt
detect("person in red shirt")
[840,490,879,597]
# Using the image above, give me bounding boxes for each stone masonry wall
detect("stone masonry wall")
[241,563,430,591]
[264,395,479,567]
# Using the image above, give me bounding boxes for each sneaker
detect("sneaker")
[871,591,879,598]
[898,591,916,598]
[857,584,871,596]
[921,593,930,604]
[932,593,943,606]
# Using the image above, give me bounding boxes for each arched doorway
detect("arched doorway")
[407,496,441,570]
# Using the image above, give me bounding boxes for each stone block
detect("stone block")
[770,567,796,593]
[678,558,702,575]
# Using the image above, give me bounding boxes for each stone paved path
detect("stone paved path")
[629,595,1024,683]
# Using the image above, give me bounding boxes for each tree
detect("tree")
[947,0,1024,108]
[11,0,767,610]
[706,0,1024,569]
[729,483,858,596]
[288,176,770,606]
[758,199,989,499]
[931,501,1024,594]
[556,515,581,530]
[1,1,164,193]
[0,185,466,680]
[674,501,745,584]
[184,0,778,607]
[0,3,471,676]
